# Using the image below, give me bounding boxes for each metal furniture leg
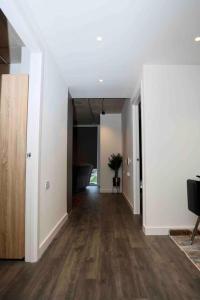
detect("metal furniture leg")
[190,216,200,245]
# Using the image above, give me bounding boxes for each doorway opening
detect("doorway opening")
[0,9,29,260]
[0,5,43,262]
[72,98,126,206]
[72,125,99,193]
[90,168,98,185]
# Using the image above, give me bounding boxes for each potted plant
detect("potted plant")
[108,153,122,189]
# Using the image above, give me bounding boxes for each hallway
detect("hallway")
[0,187,200,299]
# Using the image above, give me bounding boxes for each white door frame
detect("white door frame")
[132,84,146,228]
[73,124,99,186]
[25,52,43,262]
[132,103,140,214]
[0,1,43,262]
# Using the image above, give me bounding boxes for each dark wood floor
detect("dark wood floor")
[0,187,200,300]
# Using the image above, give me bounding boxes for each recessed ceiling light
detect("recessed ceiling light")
[96,36,103,42]
[194,36,200,42]
[99,79,103,83]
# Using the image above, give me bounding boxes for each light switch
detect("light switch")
[45,181,50,190]
[127,158,131,165]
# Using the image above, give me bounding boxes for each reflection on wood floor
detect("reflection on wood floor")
[0,186,200,300]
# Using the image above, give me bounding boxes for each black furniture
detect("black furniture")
[187,177,200,244]
[73,164,93,192]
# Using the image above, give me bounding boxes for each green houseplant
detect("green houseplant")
[108,153,122,189]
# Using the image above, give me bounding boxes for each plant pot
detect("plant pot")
[113,177,120,187]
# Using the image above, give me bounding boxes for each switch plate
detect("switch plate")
[45,181,50,190]
[127,158,131,165]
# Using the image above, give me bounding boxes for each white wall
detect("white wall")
[121,100,134,209]
[39,52,68,254]
[142,65,200,235]
[10,63,21,74]
[10,47,30,74]
[100,114,122,193]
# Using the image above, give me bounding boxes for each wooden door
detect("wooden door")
[0,74,29,259]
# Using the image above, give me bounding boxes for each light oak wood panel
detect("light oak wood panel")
[0,74,29,259]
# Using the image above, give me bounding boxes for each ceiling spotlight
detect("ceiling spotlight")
[99,79,103,83]
[96,36,103,42]
[194,36,200,42]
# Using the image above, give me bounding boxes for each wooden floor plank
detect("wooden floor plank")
[0,187,200,300]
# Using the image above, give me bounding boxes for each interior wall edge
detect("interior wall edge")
[38,213,68,259]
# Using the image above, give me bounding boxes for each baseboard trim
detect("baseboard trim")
[100,188,122,193]
[133,206,140,215]
[122,193,134,212]
[38,213,68,259]
[143,225,195,236]
[100,188,112,193]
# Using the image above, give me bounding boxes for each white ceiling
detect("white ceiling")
[16,0,200,98]
[74,98,126,125]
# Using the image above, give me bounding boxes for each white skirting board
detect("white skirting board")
[122,193,134,213]
[143,225,194,236]
[100,188,112,193]
[100,188,122,193]
[38,213,68,259]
